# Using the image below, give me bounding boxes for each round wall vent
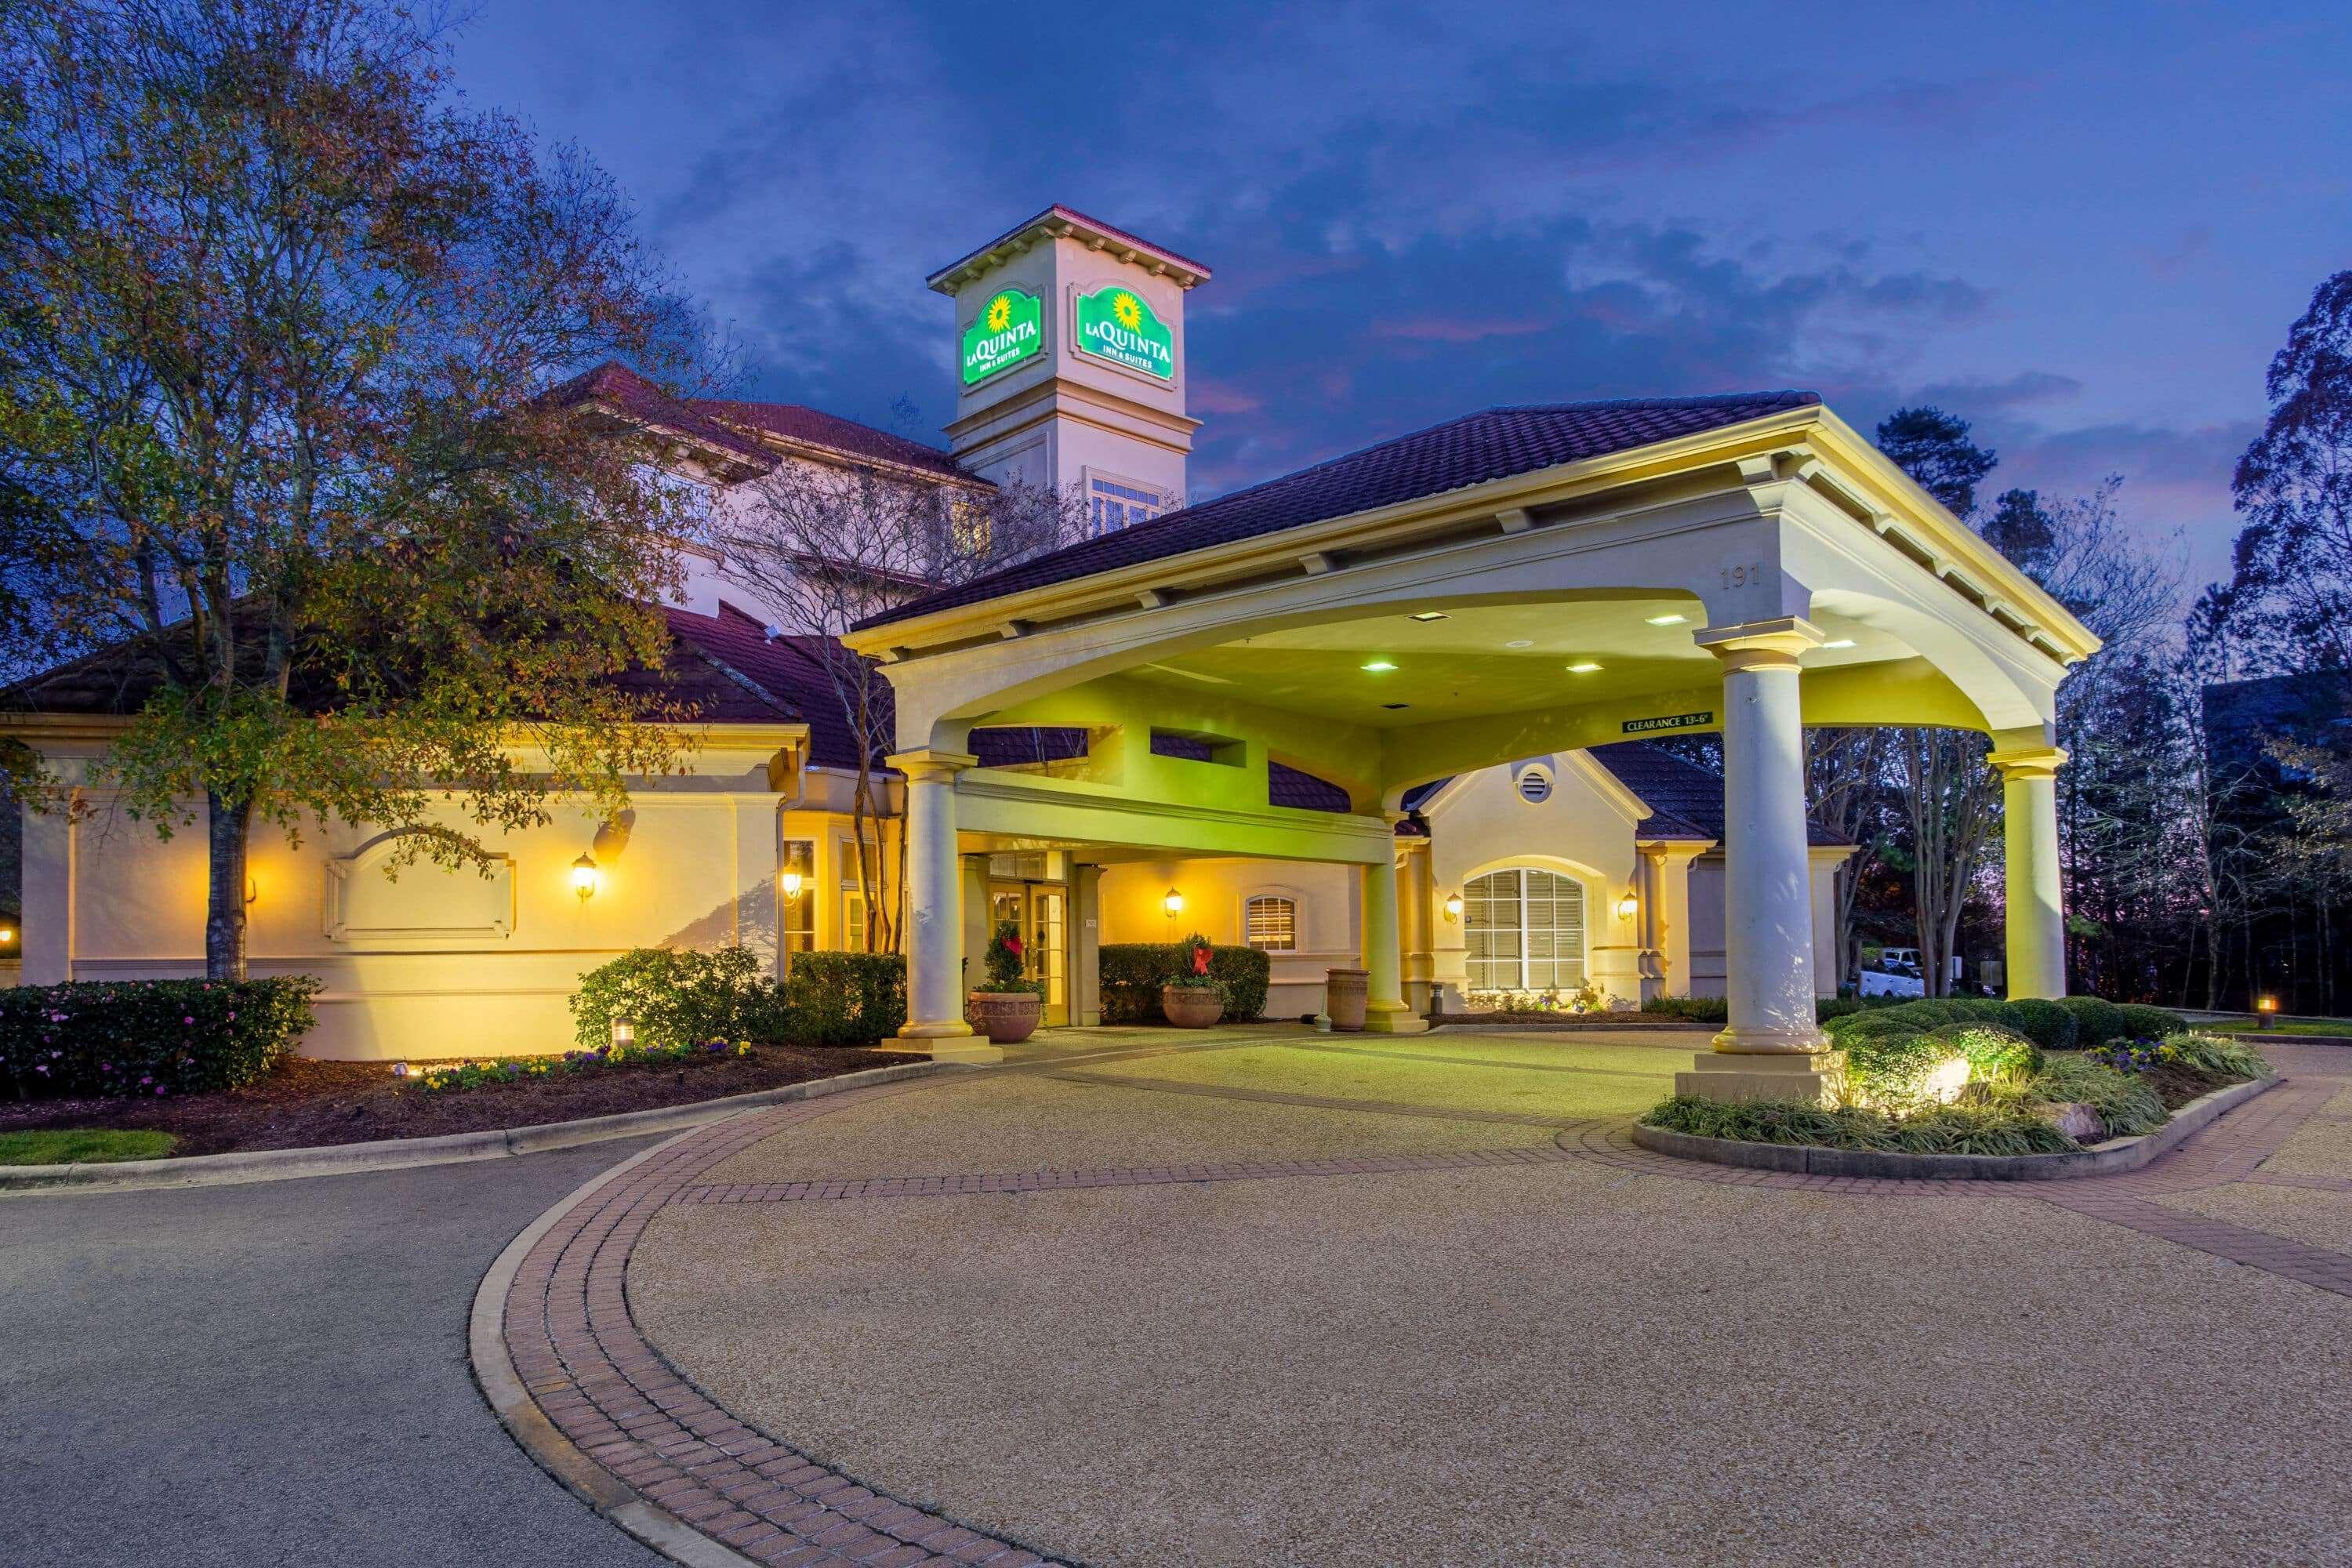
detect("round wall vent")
[1516,767,1553,804]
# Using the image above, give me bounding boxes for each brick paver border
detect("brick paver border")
[482,1039,2352,1568]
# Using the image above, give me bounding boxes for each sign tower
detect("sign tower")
[929,206,1210,535]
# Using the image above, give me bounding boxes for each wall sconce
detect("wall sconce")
[1163,887,1185,916]
[1443,892,1465,923]
[611,1016,636,1051]
[2257,995,2278,1029]
[0,924,14,947]
[244,875,258,906]
[780,869,804,901]
[1615,889,1640,920]
[572,851,600,902]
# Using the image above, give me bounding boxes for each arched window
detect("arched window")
[1464,869,1585,992]
[1244,895,1298,952]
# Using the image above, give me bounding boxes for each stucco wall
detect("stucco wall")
[1097,857,1356,1020]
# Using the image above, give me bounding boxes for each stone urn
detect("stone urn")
[1160,983,1225,1029]
[967,989,1042,1045]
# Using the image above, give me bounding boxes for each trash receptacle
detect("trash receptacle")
[1326,967,1370,1032]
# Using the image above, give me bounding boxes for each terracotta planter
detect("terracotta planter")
[968,989,1042,1045]
[1325,967,1370,1032]
[1160,985,1225,1029]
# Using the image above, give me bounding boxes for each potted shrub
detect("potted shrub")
[1161,933,1228,1028]
[967,920,1044,1044]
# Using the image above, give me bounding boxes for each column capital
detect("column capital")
[1693,616,1826,673]
[1989,746,2068,780]
[887,748,979,783]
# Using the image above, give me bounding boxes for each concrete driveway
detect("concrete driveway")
[1,1139,669,1568]
[617,1027,2352,1568]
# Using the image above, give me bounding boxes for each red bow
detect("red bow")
[1191,944,1210,975]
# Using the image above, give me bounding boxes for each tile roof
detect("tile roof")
[1404,743,1849,848]
[550,361,978,485]
[1584,742,1851,847]
[688,398,975,482]
[1268,761,1352,813]
[859,391,1819,630]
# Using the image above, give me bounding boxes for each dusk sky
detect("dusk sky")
[454,2,2350,596]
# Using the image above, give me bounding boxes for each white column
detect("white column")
[1991,746,2068,1000]
[1361,821,1427,1034]
[1677,619,1835,1103]
[889,750,997,1062]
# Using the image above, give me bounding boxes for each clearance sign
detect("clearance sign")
[960,289,1044,386]
[1074,285,1174,379]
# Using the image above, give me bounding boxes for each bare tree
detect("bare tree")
[1806,726,1893,989]
[713,463,1086,950]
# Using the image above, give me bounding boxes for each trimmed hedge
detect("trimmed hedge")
[2,976,320,1099]
[572,946,777,1051]
[2053,996,2186,1047]
[781,952,906,1046]
[1100,942,1271,1024]
[572,947,906,1051]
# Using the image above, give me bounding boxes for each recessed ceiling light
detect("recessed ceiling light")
[1410,611,1448,622]
[1644,613,1689,626]
[1504,639,1534,649]
[1361,659,1397,672]
[1823,638,1857,649]
[1566,661,1603,673]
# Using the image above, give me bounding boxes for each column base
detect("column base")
[1710,1022,1827,1054]
[882,1021,1004,1065]
[1363,1001,1430,1036]
[1675,1048,1846,1106]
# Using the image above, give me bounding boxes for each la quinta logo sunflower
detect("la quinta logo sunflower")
[960,289,1043,386]
[1074,283,1174,379]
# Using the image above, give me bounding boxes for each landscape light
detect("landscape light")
[0,924,14,946]
[611,1016,636,1050]
[2257,996,2278,1029]
[1566,661,1602,673]
[1644,613,1688,626]
[1361,659,1397,672]
[572,852,599,902]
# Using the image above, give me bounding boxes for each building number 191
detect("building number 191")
[1721,563,1762,589]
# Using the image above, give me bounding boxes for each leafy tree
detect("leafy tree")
[0,0,708,978]
[1876,406,1999,517]
[2201,271,2352,671]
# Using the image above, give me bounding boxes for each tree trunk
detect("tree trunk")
[204,789,252,982]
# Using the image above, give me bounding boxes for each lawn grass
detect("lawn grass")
[2246,1019,2352,1038]
[1087,1035,1686,1120]
[0,1128,180,1165]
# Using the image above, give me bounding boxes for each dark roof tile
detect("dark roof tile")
[860,391,1818,629]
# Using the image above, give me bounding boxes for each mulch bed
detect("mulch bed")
[0,1044,900,1158]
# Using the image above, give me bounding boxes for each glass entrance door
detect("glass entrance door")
[987,881,1070,1027]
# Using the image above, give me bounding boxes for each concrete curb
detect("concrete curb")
[467,1127,768,1568]
[1628,1073,2279,1181]
[2236,1032,2352,1047]
[0,1060,954,1196]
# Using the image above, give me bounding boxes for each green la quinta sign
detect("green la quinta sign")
[961,289,1044,385]
[1074,284,1174,379]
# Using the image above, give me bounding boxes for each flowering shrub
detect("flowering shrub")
[975,920,1042,996]
[569,946,781,1051]
[403,1036,752,1094]
[2085,1036,2164,1075]
[0,977,320,1100]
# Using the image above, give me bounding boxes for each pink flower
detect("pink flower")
[140,1074,151,1084]
[154,1086,166,1096]
[34,1064,47,1074]
[183,1016,194,1025]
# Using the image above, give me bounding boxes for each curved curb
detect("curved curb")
[1628,1074,2279,1181]
[0,1061,953,1196]
[469,1126,770,1568]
